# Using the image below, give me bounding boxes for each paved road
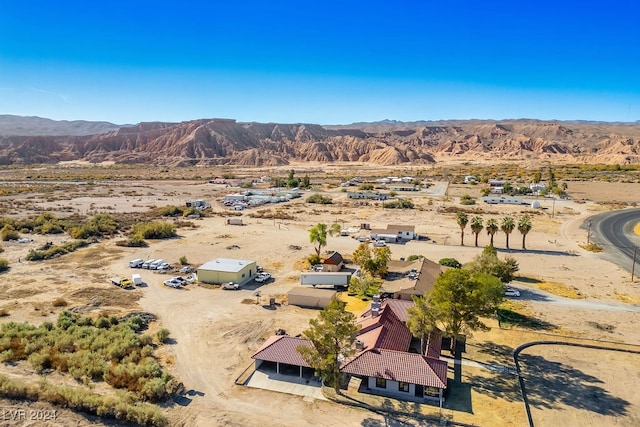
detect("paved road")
[507,285,640,312]
[587,208,640,273]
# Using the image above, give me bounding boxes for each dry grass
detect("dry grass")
[339,293,370,315]
[580,243,603,252]
[538,281,586,299]
[614,292,640,304]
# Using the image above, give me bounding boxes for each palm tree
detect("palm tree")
[486,218,499,247]
[456,212,469,246]
[500,216,515,249]
[470,216,483,247]
[518,215,533,249]
[309,223,328,257]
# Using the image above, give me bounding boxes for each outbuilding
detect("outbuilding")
[197,258,257,284]
[287,287,337,309]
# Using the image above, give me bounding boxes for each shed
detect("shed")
[287,287,337,309]
[226,218,244,226]
[197,258,257,284]
[322,251,344,272]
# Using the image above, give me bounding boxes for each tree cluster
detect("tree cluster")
[458,213,533,249]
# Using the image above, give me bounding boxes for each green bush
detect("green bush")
[383,199,414,209]
[25,240,89,261]
[179,256,188,265]
[460,194,476,205]
[0,259,8,272]
[0,225,19,241]
[307,254,321,266]
[306,194,333,204]
[116,234,148,247]
[439,258,462,268]
[68,214,119,239]
[156,329,170,344]
[156,205,184,217]
[406,255,423,261]
[132,222,177,239]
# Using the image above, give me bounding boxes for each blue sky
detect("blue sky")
[1,1,639,124]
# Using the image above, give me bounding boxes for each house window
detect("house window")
[398,382,409,392]
[375,378,386,389]
[425,386,440,397]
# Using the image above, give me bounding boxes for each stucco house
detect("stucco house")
[379,257,448,300]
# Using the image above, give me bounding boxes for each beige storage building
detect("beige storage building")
[197,258,257,284]
[287,287,337,309]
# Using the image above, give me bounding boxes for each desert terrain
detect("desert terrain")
[0,164,640,426]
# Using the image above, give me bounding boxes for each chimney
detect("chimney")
[355,340,364,350]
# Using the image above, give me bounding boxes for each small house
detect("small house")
[286,287,337,309]
[370,224,416,242]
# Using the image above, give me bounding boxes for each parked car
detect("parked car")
[129,258,144,268]
[158,262,171,271]
[222,282,239,290]
[142,259,156,269]
[311,264,323,272]
[163,279,181,289]
[373,240,387,247]
[180,266,194,274]
[504,288,521,297]
[120,278,133,288]
[356,236,370,242]
[172,276,187,285]
[254,273,271,283]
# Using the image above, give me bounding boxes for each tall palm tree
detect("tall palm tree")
[500,216,516,249]
[309,223,328,257]
[518,215,533,250]
[456,212,469,246]
[486,218,499,247]
[470,216,483,247]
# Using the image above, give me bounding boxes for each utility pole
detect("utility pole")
[587,220,592,245]
[632,246,638,282]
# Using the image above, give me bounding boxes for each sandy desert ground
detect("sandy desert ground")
[1,169,640,426]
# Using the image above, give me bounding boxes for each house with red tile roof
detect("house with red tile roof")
[250,297,448,405]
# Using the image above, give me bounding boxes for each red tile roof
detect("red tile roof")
[356,309,412,352]
[425,328,443,359]
[251,336,313,367]
[383,299,414,323]
[341,348,448,388]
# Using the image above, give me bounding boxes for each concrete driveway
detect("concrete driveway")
[245,368,327,401]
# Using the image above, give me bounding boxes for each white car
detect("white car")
[163,279,181,289]
[504,288,521,297]
[373,240,387,247]
[222,282,239,290]
[254,273,271,283]
[356,236,370,242]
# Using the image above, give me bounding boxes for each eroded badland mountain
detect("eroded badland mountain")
[1,115,640,166]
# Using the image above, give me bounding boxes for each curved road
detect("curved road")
[587,208,640,273]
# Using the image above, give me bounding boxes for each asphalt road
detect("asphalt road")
[587,208,640,273]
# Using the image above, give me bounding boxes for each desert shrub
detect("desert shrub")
[460,194,476,205]
[52,297,68,307]
[116,234,148,247]
[0,259,8,272]
[68,214,119,239]
[25,240,89,261]
[307,253,321,265]
[182,207,203,217]
[179,256,188,265]
[383,199,414,209]
[439,258,462,268]
[358,184,374,191]
[306,194,333,204]
[132,221,177,239]
[406,254,423,261]
[0,373,30,399]
[156,329,170,344]
[0,225,19,241]
[155,205,184,217]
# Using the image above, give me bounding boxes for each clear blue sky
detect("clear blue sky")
[1,1,639,124]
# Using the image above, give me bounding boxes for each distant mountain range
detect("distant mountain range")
[1,115,640,166]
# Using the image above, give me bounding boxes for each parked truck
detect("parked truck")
[110,277,133,289]
[300,272,352,288]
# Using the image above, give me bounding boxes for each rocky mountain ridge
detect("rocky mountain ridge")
[1,116,640,166]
